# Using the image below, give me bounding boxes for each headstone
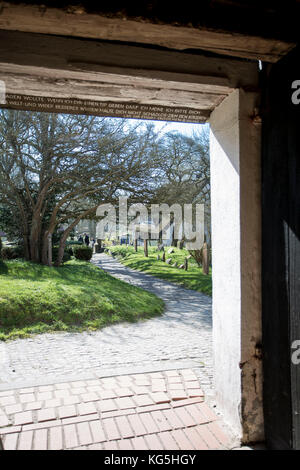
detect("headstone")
[157,255,160,260]
[168,248,174,254]
[184,258,188,271]
[179,264,185,269]
[166,258,172,264]
[144,239,148,257]
[162,252,166,262]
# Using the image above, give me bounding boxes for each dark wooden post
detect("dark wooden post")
[134,238,138,252]
[261,46,300,450]
[184,257,188,271]
[202,242,209,275]
[162,251,166,262]
[144,239,148,257]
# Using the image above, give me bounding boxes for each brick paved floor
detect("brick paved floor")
[0,369,236,450]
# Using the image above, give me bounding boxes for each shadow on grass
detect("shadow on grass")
[0,259,8,274]
[114,253,212,296]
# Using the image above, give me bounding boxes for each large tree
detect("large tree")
[151,126,210,245]
[0,110,160,265]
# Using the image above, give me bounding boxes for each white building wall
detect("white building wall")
[209,89,263,443]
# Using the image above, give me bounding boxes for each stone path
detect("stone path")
[0,254,213,394]
[0,369,236,450]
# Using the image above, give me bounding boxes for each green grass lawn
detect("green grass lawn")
[0,259,164,341]
[108,245,212,296]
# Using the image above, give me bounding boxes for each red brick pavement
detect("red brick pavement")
[0,369,233,450]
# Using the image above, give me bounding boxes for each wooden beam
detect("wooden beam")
[0,30,260,122]
[0,4,295,62]
[1,93,211,123]
[0,30,259,91]
[0,65,227,110]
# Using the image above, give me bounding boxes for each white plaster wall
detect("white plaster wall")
[209,89,263,442]
[210,90,242,437]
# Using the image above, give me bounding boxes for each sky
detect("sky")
[128,119,208,137]
[152,120,208,137]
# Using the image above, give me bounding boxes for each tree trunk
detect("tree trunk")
[30,212,42,263]
[47,233,52,267]
[41,232,49,265]
[55,235,67,267]
[171,223,177,247]
[23,233,31,260]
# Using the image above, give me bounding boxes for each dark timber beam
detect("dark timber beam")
[0,4,295,62]
[0,30,259,91]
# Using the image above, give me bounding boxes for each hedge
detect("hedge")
[73,245,93,261]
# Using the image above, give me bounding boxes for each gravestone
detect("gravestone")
[144,239,148,257]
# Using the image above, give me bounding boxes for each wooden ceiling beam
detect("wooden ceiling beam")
[0,4,295,62]
[0,30,259,92]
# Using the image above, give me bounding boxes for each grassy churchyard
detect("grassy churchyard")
[107,245,212,296]
[0,258,164,341]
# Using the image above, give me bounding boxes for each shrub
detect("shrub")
[65,241,84,256]
[2,244,24,260]
[65,245,74,256]
[73,245,93,261]
[52,246,71,263]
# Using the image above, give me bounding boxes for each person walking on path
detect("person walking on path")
[84,233,90,246]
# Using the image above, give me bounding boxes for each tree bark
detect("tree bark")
[23,233,31,261]
[47,233,52,267]
[29,212,42,263]
[55,232,68,267]
[41,232,49,265]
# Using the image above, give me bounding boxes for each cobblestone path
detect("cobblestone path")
[0,254,213,394]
